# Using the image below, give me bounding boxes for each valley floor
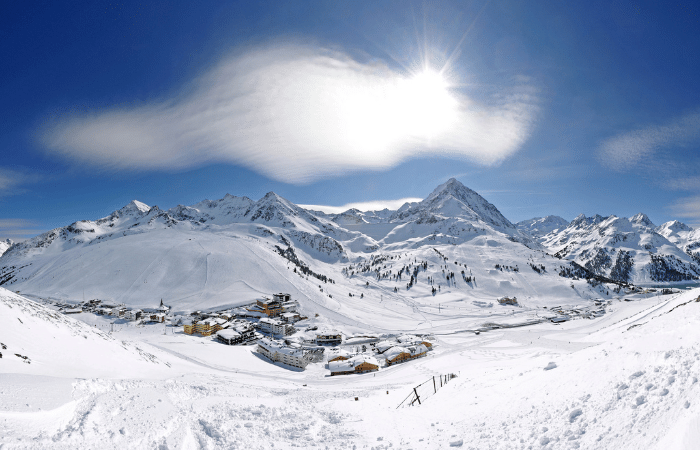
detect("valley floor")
[2,289,700,449]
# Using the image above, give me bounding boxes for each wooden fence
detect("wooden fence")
[397,373,457,408]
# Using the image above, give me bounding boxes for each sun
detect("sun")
[336,66,460,158]
[392,68,459,140]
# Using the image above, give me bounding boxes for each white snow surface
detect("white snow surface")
[2,286,700,449]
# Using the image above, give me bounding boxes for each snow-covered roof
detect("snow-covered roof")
[375,340,395,352]
[216,329,241,340]
[384,346,409,360]
[410,344,429,355]
[259,317,280,325]
[258,337,304,357]
[328,355,379,372]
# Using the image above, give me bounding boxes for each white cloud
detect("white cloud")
[666,176,700,191]
[299,197,423,214]
[39,42,538,184]
[598,110,700,171]
[0,168,39,196]
[0,219,44,241]
[669,195,700,228]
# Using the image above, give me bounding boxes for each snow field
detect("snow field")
[2,288,700,448]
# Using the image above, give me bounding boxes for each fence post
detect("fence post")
[414,387,421,405]
[433,376,436,393]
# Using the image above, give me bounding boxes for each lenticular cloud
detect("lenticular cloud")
[40,43,537,184]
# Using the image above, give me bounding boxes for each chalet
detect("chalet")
[329,355,379,376]
[384,346,411,365]
[259,317,294,336]
[327,348,352,363]
[125,309,142,321]
[194,318,223,335]
[280,312,301,323]
[111,306,127,317]
[216,329,244,345]
[273,293,291,303]
[183,320,195,335]
[374,340,395,354]
[497,296,518,306]
[550,316,569,324]
[231,322,256,342]
[257,337,308,369]
[247,298,284,317]
[316,331,342,346]
[397,335,434,349]
[147,313,166,323]
[384,344,429,366]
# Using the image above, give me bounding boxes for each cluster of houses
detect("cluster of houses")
[183,316,258,343]
[60,293,435,376]
[323,334,433,376]
[181,293,301,343]
[545,303,607,322]
[61,298,170,323]
[372,335,432,365]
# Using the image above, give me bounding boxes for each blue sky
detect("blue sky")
[2,0,700,239]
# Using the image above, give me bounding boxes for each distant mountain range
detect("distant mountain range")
[0,178,698,312]
[536,213,700,283]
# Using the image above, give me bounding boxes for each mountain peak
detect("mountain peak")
[426,178,467,199]
[415,178,514,229]
[118,200,150,215]
[570,214,607,228]
[658,220,693,233]
[630,213,655,228]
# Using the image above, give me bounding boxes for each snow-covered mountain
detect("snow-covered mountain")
[386,178,515,229]
[541,213,700,283]
[656,220,700,262]
[517,216,569,237]
[0,178,601,314]
[323,178,537,249]
[3,178,699,315]
[0,238,13,256]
